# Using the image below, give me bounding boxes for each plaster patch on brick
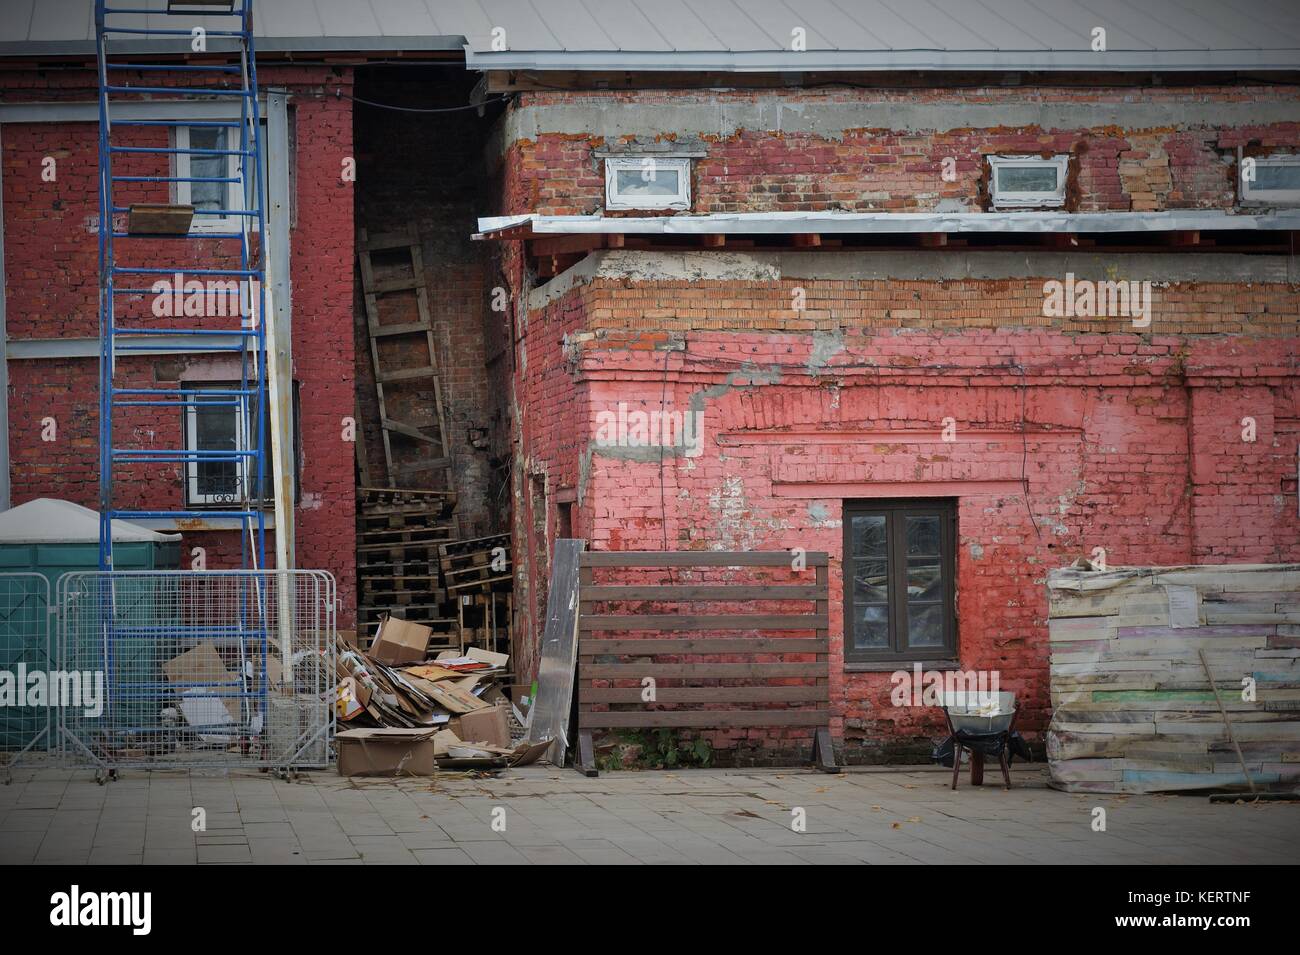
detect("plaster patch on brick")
[808,327,846,373]
[528,250,1295,309]
[707,474,790,550]
[501,100,1300,147]
[808,501,841,529]
[689,363,784,415]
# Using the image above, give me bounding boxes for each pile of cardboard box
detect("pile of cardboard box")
[334,614,548,777]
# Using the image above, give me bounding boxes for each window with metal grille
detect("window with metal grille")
[181,381,297,507]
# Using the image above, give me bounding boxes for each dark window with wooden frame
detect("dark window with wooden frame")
[843,499,957,664]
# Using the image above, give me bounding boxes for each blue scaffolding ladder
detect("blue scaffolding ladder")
[92,1,274,766]
[95,0,270,572]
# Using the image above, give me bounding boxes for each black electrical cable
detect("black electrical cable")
[336,90,510,113]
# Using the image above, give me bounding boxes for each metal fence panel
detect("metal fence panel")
[56,570,334,773]
[0,573,53,768]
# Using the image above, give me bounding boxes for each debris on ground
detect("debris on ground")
[335,616,545,775]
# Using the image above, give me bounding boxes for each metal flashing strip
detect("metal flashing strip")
[478,209,1300,238]
[7,336,259,360]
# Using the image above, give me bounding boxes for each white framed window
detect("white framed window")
[174,124,267,232]
[182,382,295,507]
[1241,154,1300,206]
[988,154,1069,209]
[604,156,691,211]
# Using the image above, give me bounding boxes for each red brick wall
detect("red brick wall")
[3,66,358,624]
[511,273,1299,760]
[499,84,1300,216]
[509,286,588,680]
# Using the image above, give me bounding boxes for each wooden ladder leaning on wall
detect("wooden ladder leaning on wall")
[356,224,455,492]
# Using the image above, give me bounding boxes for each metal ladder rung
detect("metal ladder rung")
[107,2,241,13]
[114,176,241,183]
[115,388,257,396]
[106,64,242,72]
[109,511,259,522]
[104,85,251,96]
[114,399,241,407]
[113,207,262,218]
[111,233,245,241]
[111,450,257,460]
[113,120,242,128]
[111,266,259,276]
[112,328,259,337]
[109,146,252,156]
[100,28,246,38]
[114,342,248,352]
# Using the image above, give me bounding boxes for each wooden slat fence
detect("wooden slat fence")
[574,551,838,775]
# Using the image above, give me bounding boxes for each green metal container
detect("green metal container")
[0,499,181,748]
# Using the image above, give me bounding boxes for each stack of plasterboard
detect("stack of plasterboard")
[1046,562,1300,793]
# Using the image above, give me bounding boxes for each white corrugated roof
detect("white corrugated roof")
[0,498,181,544]
[2,0,1298,71]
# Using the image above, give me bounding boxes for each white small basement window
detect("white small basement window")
[604,156,691,211]
[1241,154,1300,206]
[988,155,1069,209]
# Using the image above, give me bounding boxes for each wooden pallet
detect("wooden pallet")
[357,604,460,648]
[445,565,513,593]
[452,590,513,655]
[358,485,457,519]
[438,533,510,564]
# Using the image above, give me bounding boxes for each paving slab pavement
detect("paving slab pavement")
[1,760,1296,864]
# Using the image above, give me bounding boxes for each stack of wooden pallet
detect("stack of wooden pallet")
[356,486,460,647]
[440,534,513,653]
[1046,562,1300,793]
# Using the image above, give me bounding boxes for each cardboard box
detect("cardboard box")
[370,615,433,666]
[162,642,241,721]
[336,727,437,777]
[450,702,510,748]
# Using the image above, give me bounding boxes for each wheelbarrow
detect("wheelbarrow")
[941,690,1018,790]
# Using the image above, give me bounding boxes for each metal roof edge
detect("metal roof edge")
[476,210,1300,236]
[463,48,1300,73]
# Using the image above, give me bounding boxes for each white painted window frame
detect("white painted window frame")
[174,122,268,232]
[604,156,691,211]
[988,154,1070,209]
[174,124,240,233]
[1241,154,1300,206]
[183,385,254,507]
